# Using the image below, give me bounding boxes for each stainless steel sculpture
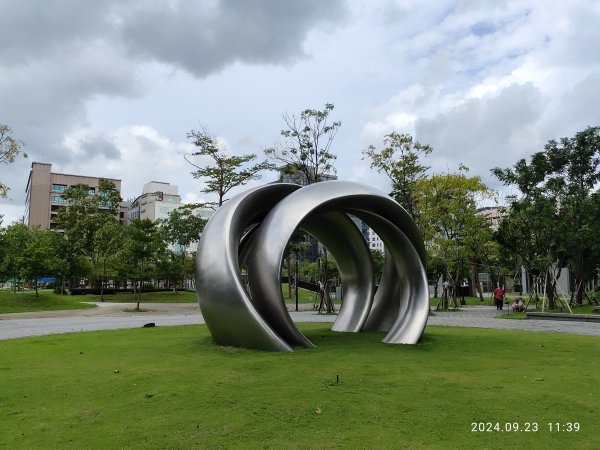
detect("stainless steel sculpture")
[196,181,429,352]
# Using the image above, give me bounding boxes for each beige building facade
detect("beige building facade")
[25,162,122,229]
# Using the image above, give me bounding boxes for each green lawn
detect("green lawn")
[87,290,198,303]
[430,295,492,307]
[0,324,597,449]
[0,290,197,313]
[281,283,318,303]
[0,289,95,314]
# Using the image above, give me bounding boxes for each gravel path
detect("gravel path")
[0,303,598,341]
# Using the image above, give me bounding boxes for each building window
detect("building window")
[51,184,67,193]
[88,187,96,195]
[51,195,66,204]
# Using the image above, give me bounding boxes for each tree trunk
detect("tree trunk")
[545,271,556,310]
[287,255,293,298]
[575,279,584,306]
[136,280,142,311]
[100,261,105,302]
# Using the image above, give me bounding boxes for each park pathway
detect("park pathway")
[0,304,599,340]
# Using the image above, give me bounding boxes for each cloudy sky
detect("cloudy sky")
[1,0,600,225]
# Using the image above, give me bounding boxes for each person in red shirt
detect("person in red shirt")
[493,285,505,310]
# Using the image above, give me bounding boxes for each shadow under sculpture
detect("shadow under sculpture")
[195,181,429,352]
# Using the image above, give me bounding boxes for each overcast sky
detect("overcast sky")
[2,0,600,225]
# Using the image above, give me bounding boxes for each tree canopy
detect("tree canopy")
[0,123,27,198]
[265,103,341,184]
[493,126,600,306]
[416,166,494,308]
[185,128,273,207]
[363,132,432,220]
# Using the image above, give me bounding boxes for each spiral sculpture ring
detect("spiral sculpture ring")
[195,181,429,352]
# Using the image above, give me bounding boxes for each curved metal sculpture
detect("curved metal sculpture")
[196,181,429,352]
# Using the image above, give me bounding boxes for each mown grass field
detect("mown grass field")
[0,289,198,313]
[88,290,198,303]
[0,289,95,314]
[281,283,318,303]
[0,324,598,449]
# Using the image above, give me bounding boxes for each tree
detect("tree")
[416,166,493,309]
[162,205,207,291]
[493,126,600,307]
[0,123,27,198]
[0,223,30,291]
[94,221,126,301]
[123,219,167,310]
[185,128,273,207]
[56,179,122,288]
[0,224,54,295]
[264,103,342,309]
[363,132,432,220]
[265,103,341,184]
[494,196,559,307]
[283,230,312,309]
[370,249,385,284]
[20,227,55,296]
[47,230,89,295]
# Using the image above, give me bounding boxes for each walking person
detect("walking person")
[493,285,505,310]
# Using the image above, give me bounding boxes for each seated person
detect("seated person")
[511,297,525,312]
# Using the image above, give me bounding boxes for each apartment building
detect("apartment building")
[24,162,122,229]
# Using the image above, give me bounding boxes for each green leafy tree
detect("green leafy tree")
[94,221,126,301]
[544,127,600,304]
[283,230,312,306]
[123,219,167,310]
[56,179,122,288]
[162,205,207,291]
[0,223,30,290]
[265,103,341,309]
[185,128,273,207]
[265,103,341,184]
[416,166,493,309]
[0,224,54,295]
[494,196,559,307]
[363,132,432,220]
[370,249,385,284]
[47,231,89,294]
[20,227,55,296]
[493,126,600,307]
[0,123,27,199]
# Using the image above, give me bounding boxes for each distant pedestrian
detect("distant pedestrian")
[493,285,505,310]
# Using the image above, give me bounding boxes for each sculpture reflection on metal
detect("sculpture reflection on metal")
[195,181,429,352]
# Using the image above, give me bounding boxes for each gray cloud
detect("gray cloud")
[80,135,121,160]
[0,0,347,208]
[119,0,347,77]
[0,0,118,62]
